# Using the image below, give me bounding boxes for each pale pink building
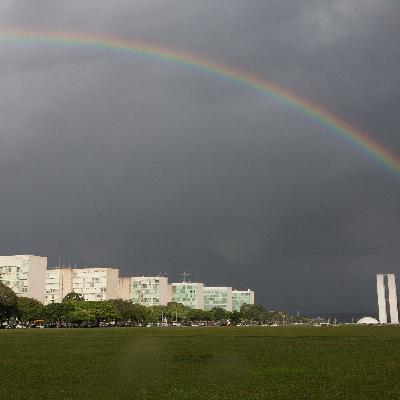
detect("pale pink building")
[0,255,47,303]
[45,268,73,304]
[45,266,120,302]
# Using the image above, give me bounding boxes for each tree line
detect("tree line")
[1,281,289,326]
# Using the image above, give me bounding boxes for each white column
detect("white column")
[387,274,399,324]
[376,274,387,324]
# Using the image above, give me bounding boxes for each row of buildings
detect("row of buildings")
[0,254,254,312]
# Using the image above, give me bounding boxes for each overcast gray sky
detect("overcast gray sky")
[0,0,399,314]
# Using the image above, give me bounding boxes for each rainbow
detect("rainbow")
[1,27,399,178]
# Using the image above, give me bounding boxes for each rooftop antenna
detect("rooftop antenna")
[180,271,191,283]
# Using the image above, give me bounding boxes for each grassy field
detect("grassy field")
[1,326,400,400]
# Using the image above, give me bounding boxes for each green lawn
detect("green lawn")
[1,326,399,399]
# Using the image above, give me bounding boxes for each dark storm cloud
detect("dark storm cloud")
[0,0,399,313]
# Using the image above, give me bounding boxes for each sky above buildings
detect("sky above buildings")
[0,0,399,314]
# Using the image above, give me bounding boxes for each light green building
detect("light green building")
[232,289,255,312]
[171,282,204,309]
[204,287,233,311]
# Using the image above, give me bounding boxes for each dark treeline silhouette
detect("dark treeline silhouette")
[1,285,293,327]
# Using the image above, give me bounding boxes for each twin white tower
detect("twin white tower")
[376,274,399,324]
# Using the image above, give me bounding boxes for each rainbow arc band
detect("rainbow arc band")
[1,27,399,178]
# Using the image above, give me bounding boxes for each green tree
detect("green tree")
[129,303,150,323]
[43,302,75,322]
[17,297,44,322]
[108,300,150,323]
[264,311,288,325]
[188,308,208,322]
[89,301,120,321]
[147,305,167,323]
[240,304,266,324]
[165,302,190,321]
[205,308,216,321]
[0,282,18,321]
[64,301,120,323]
[229,310,242,324]
[63,292,85,302]
[109,299,133,321]
[212,307,228,321]
[65,307,96,322]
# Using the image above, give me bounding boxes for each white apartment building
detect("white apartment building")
[45,268,73,304]
[72,267,119,301]
[232,289,255,312]
[171,282,204,309]
[0,255,47,303]
[204,287,233,311]
[120,276,169,306]
[44,267,120,303]
[0,253,255,310]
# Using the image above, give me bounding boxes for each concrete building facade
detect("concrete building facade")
[232,289,255,312]
[72,267,119,301]
[171,282,204,309]
[1,255,256,310]
[0,255,47,303]
[45,268,73,304]
[44,267,120,302]
[377,273,399,324]
[204,287,232,311]
[127,276,169,306]
[118,276,131,301]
